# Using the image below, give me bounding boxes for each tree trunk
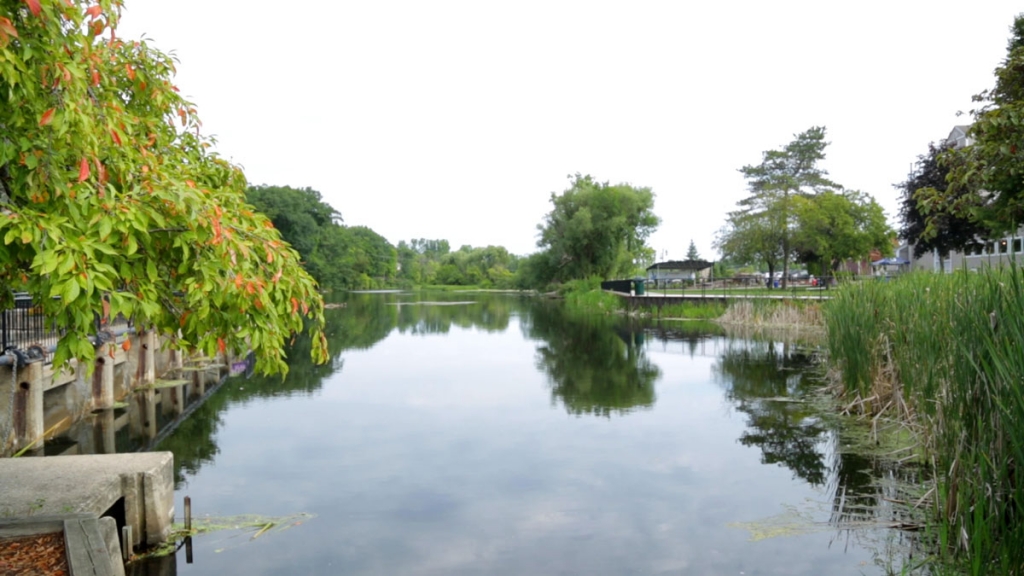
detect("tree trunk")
[781,190,790,290]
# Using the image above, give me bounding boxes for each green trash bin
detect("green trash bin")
[634,278,646,295]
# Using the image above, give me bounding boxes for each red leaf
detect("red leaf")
[110,129,121,145]
[0,18,19,39]
[85,5,101,18]
[272,270,282,284]
[24,0,41,17]
[122,339,131,352]
[91,68,100,86]
[77,158,90,182]
[234,273,243,289]
[291,297,299,314]
[217,338,226,355]
[39,108,55,126]
[125,64,135,80]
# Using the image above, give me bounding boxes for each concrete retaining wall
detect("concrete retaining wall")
[0,331,224,457]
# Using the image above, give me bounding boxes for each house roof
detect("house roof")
[947,125,972,148]
[646,259,713,271]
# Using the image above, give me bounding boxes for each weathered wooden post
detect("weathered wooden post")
[140,389,157,440]
[140,330,156,387]
[90,408,116,454]
[13,360,44,452]
[158,383,181,414]
[92,354,115,411]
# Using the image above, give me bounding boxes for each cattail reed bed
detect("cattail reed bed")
[719,298,823,328]
[823,269,1024,574]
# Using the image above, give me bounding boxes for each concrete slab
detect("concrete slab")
[0,452,174,547]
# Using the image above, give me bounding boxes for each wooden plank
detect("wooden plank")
[64,518,116,576]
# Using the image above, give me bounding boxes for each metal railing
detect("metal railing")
[1,293,133,365]
[617,274,875,301]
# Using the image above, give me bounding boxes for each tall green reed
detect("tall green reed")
[824,268,1024,574]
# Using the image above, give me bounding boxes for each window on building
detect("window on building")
[1000,239,1009,254]
[1015,238,1022,253]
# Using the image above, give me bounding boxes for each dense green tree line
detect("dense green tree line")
[246,185,397,291]
[245,186,529,290]
[247,175,665,292]
[396,240,520,288]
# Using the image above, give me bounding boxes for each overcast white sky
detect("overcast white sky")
[118,1,1021,260]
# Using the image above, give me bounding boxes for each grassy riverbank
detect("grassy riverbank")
[824,269,1024,574]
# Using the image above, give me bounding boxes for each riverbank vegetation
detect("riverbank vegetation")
[719,300,822,329]
[245,187,524,291]
[829,18,1024,573]
[824,270,1024,573]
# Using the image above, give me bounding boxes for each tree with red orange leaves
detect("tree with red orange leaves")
[0,0,328,374]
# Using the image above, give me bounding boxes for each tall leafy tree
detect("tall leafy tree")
[536,174,659,284]
[896,142,985,259]
[715,205,785,284]
[736,127,838,287]
[0,0,326,374]
[921,15,1024,237]
[791,190,893,274]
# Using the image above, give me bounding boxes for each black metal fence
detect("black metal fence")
[600,280,634,293]
[600,275,866,300]
[644,275,841,300]
[1,294,61,362]
[1,293,133,365]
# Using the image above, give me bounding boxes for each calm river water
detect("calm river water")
[119,292,916,575]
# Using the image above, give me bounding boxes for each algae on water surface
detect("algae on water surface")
[131,513,316,560]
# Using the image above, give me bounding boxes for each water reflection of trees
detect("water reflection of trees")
[643,321,724,358]
[164,293,516,485]
[713,340,828,486]
[391,296,513,335]
[708,335,930,570]
[523,305,660,417]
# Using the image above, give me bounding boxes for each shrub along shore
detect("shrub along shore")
[824,269,1024,574]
